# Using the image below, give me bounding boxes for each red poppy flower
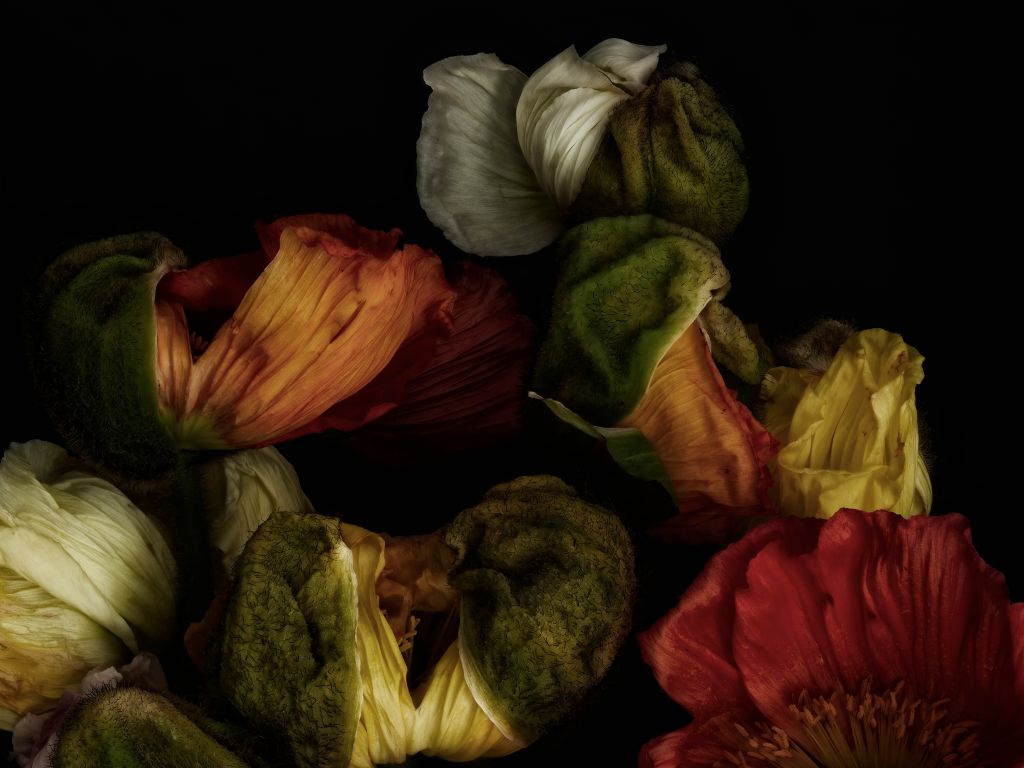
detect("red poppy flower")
[639,509,1024,767]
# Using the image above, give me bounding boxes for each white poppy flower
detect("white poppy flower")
[417,39,666,256]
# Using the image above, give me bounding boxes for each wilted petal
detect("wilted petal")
[0,571,124,731]
[0,441,176,652]
[353,261,533,459]
[620,324,777,543]
[169,223,455,447]
[412,642,520,761]
[762,328,931,519]
[517,46,630,209]
[582,38,666,94]
[202,447,313,575]
[417,54,562,257]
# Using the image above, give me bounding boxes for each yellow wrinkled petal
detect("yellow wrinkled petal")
[763,329,931,519]
[341,524,520,766]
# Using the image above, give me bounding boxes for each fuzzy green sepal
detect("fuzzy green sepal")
[29,233,183,478]
[219,512,360,768]
[533,215,729,424]
[571,62,748,244]
[445,476,636,743]
[52,686,248,767]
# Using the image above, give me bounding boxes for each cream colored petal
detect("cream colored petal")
[417,54,562,256]
[0,441,176,651]
[582,38,667,94]
[516,46,630,209]
[1,570,126,725]
[207,447,313,575]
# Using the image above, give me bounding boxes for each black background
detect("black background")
[2,5,1014,766]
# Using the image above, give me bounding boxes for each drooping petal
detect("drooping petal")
[582,38,666,95]
[517,46,630,209]
[167,223,455,448]
[639,716,750,768]
[353,261,533,459]
[762,329,931,519]
[638,515,819,722]
[342,524,416,768]
[731,510,1022,739]
[417,54,562,257]
[620,324,777,543]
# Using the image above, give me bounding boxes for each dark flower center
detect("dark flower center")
[718,680,980,768]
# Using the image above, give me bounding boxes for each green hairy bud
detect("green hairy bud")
[445,475,636,743]
[219,512,361,768]
[572,62,748,244]
[52,686,247,767]
[28,233,184,477]
[533,215,729,423]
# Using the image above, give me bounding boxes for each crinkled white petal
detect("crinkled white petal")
[208,447,312,575]
[0,441,176,652]
[582,38,667,94]
[516,46,630,210]
[417,54,562,257]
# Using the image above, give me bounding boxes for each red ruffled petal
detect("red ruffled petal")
[256,212,401,261]
[639,715,750,768]
[732,509,1021,735]
[638,516,820,722]
[351,260,533,459]
[157,250,268,315]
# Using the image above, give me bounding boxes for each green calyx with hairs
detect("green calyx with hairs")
[219,511,361,768]
[52,686,247,767]
[571,62,749,245]
[533,215,730,424]
[28,233,183,478]
[445,475,636,744]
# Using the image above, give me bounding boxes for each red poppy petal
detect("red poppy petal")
[639,715,747,768]
[638,516,820,721]
[256,212,401,261]
[352,260,533,458]
[733,509,1019,731]
[1014,603,1024,700]
[158,250,269,314]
